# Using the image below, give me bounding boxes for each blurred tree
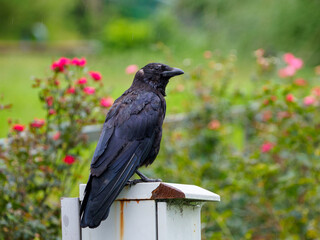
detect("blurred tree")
[173,0,320,63]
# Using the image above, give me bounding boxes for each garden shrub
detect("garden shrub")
[152,50,320,239]
[1,50,320,239]
[103,18,154,49]
[0,57,112,239]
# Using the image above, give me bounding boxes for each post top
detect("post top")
[79,182,220,202]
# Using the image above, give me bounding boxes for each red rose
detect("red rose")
[12,124,25,132]
[286,94,295,102]
[89,71,102,81]
[46,96,54,107]
[49,109,56,115]
[58,57,71,66]
[51,57,70,72]
[63,155,76,165]
[66,87,76,94]
[294,78,307,86]
[51,62,64,72]
[71,57,86,67]
[77,77,87,85]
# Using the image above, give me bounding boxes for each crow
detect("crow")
[80,63,184,228]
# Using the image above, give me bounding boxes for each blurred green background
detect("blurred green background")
[1,1,320,239]
[1,0,320,137]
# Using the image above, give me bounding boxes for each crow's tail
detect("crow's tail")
[80,153,140,228]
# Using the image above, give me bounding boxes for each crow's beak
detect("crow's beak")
[161,68,184,78]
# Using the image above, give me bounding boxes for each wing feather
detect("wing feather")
[80,91,163,228]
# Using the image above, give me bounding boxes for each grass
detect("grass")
[0,48,206,137]
[3,48,314,138]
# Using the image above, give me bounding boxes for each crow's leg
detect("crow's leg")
[136,170,162,182]
[126,171,162,186]
[126,179,143,186]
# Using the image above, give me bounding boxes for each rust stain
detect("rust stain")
[151,183,185,200]
[136,200,140,204]
[120,201,124,240]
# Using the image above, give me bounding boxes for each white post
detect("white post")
[78,182,220,240]
[61,197,81,240]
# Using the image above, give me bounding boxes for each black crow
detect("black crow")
[80,63,184,228]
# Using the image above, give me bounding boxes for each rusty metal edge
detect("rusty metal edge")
[151,183,186,200]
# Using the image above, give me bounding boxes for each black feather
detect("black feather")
[80,63,184,228]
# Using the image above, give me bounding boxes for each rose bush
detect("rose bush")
[152,50,320,239]
[0,57,112,239]
[1,51,320,239]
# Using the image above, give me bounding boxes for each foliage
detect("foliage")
[1,50,320,239]
[2,0,320,63]
[173,0,320,63]
[0,58,111,239]
[103,18,154,49]
[152,50,320,239]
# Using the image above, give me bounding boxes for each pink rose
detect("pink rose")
[278,66,296,78]
[294,78,307,86]
[286,94,295,102]
[277,111,291,120]
[83,86,95,95]
[208,120,221,130]
[31,119,45,128]
[125,65,139,75]
[283,53,295,64]
[100,97,114,108]
[203,51,212,59]
[53,131,61,141]
[262,110,272,122]
[304,96,315,106]
[283,53,303,70]
[254,48,265,58]
[312,87,320,96]
[261,142,274,153]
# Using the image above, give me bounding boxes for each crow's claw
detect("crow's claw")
[126,179,144,186]
[136,170,162,183]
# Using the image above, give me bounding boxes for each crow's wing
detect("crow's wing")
[80,91,163,228]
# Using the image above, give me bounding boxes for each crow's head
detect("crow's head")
[134,63,184,96]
